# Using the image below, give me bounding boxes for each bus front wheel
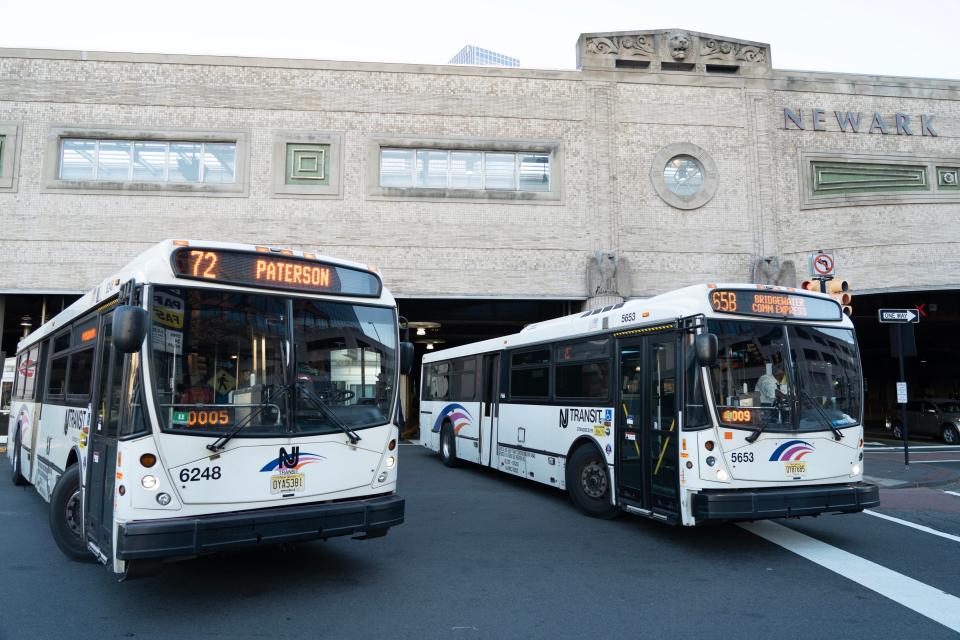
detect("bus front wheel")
[439,423,459,468]
[49,465,94,562]
[11,429,27,486]
[567,445,619,519]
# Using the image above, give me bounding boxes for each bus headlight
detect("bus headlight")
[377,472,388,483]
[141,475,158,490]
[851,463,861,476]
[716,468,729,481]
[386,456,396,469]
[156,492,172,506]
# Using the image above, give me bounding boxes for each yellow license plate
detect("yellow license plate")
[270,473,305,494]
[785,461,806,475]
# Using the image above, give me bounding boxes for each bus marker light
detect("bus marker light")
[386,456,396,469]
[723,432,733,440]
[118,485,126,496]
[706,456,716,467]
[156,493,172,506]
[716,469,729,481]
[173,240,190,247]
[704,440,714,451]
[141,475,158,490]
[140,453,157,468]
[682,438,687,450]
[388,439,397,451]
[686,461,693,469]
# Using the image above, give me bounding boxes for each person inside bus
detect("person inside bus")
[756,364,787,406]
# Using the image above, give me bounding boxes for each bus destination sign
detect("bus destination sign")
[709,289,841,321]
[172,248,381,297]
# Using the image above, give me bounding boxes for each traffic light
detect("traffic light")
[800,280,819,292]
[826,279,852,316]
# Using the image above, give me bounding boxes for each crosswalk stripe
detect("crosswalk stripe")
[740,520,960,633]
[864,510,960,544]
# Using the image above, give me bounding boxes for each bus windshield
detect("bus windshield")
[706,320,861,432]
[151,287,397,437]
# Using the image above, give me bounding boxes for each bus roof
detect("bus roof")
[422,283,852,363]
[17,240,394,353]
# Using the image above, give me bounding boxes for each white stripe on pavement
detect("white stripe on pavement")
[945,491,960,498]
[864,510,960,544]
[739,520,960,633]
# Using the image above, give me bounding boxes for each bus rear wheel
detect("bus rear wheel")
[567,445,619,519]
[49,465,94,562]
[11,429,27,486]
[439,423,459,468]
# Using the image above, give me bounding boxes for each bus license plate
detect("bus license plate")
[270,473,305,494]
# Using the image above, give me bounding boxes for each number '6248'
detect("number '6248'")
[179,466,222,482]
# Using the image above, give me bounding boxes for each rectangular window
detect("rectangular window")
[555,362,609,399]
[379,148,552,193]
[67,348,95,398]
[424,362,451,401]
[58,138,237,184]
[510,348,551,399]
[48,355,68,397]
[22,346,40,400]
[53,331,71,353]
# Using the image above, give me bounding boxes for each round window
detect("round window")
[663,155,705,197]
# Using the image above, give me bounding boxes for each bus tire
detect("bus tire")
[48,465,93,562]
[439,423,459,468]
[566,445,619,519]
[11,429,27,486]
[942,424,959,445]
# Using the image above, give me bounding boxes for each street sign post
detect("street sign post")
[879,309,921,466]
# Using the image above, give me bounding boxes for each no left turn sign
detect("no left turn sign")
[810,252,835,277]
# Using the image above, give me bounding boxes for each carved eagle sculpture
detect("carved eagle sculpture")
[587,251,631,297]
[752,256,797,288]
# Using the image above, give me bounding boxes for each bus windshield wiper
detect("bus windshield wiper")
[799,388,844,441]
[296,383,362,445]
[206,390,287,452]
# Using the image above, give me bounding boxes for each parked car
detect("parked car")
[887,399,960,444]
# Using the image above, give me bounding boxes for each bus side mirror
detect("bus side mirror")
[400,342,415,375]
[113,306,149,353]
[695,333,718,366]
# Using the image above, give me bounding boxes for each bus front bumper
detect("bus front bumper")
[115,494,404,561]
[691,482,879,522]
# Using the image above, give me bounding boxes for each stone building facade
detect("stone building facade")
[0,29,958,348]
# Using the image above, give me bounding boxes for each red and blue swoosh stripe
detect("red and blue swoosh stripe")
[769,440,814,462]
[432,403,473,434]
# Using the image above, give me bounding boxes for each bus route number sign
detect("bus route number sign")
[709,289,842,321]
[172,248,381,297]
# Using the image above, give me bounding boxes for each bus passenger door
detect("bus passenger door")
[85,316,124,561]
[617,334,680,519]
[480,354,500,467]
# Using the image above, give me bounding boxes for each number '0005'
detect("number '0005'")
[188,410,230,427]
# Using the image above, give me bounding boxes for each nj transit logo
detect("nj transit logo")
[432,404,472,434]
[769,440,814,462]
[259,447,325,472]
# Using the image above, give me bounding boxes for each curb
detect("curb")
[864,473,960,490]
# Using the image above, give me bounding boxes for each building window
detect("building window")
[0,123,20,191]
[367,136,561,203]
[271,131,343,199]
[379,148,550,192]
[59,139,236,184]
[650,142,718,210]
[42,127,248,196]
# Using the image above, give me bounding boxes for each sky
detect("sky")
[2,0,959,80]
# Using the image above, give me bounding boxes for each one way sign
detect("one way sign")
[878,308,920,323]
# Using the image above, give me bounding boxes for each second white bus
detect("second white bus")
[420,284,879,525]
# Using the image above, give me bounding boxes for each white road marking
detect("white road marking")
[863,510,960,544]
[866,445,960,452]
[945,491,960,498]
[740,520,960,633]
[900,459,960,464]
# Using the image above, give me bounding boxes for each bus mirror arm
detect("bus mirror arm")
[695,333,718,366]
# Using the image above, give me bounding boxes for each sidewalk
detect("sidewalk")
[864,449,960,489]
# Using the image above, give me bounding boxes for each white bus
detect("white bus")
[7,240,412,577]
[0,357,13,452]
[420,284,879,525]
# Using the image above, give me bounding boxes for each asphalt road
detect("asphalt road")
[2,445,959,640]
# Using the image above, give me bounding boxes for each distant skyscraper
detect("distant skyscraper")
[449,45,519,67]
